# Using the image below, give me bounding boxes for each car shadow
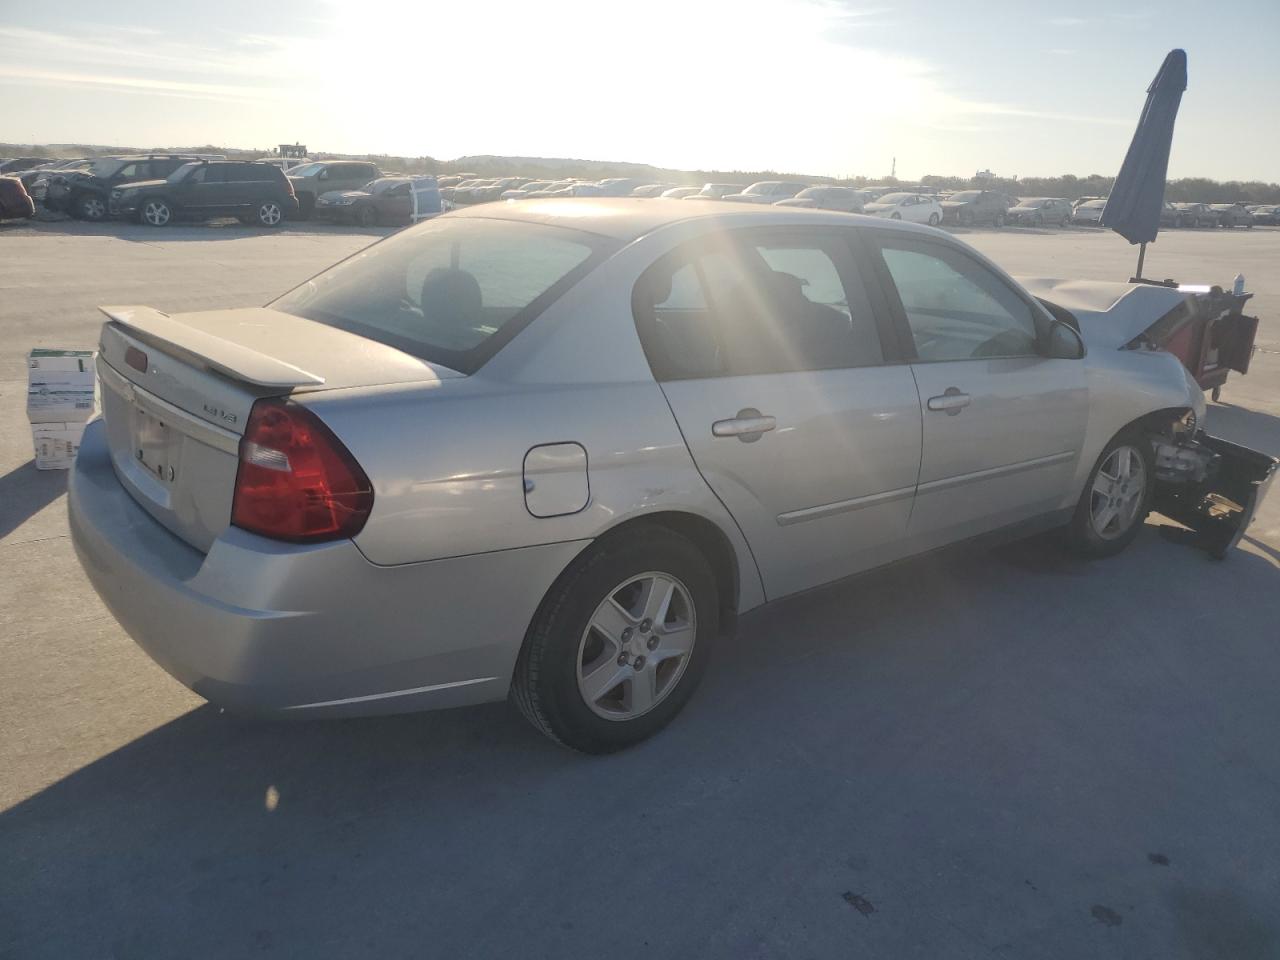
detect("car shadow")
[0,460,66,541]
[5,514,1280,957]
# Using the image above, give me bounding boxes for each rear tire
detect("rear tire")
[511,524,719,753]
[1065,430,1154,558]
[255,200,284,227]
[890,212,902,220]
[927,212,940,226]
[993,212,1005,228]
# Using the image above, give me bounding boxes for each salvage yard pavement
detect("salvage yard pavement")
[2,220,1279,959]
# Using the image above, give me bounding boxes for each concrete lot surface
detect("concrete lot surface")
[2,219,1279,959]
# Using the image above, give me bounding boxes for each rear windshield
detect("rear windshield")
[270,217,613,373]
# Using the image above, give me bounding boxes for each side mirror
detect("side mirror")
[1044,319,1085,360]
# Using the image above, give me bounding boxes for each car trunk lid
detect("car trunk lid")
[96,304,460,552]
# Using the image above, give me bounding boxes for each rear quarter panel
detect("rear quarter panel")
[298,239,767,611]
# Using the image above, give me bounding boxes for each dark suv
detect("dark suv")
[286,161,381,219]
[940,190,1010,227]
[112,161,298,227]
[45,155,202,220]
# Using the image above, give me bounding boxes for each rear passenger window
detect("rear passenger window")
[203,165,228,184]
[875,240,1041,361]
[634,230,883,380]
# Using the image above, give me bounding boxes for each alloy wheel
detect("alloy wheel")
[258,202,282,226]
[1090,445,1147,540]
[143,201,171,226]
[576,572,697,721]
[81,197,106,220]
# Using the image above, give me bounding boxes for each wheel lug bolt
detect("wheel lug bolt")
[633,655,646,669]
[647,636,658,650]
[640,619,652,633]
[617,653,630,666]
[621,627,633,642]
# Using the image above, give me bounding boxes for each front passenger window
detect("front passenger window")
[877,241,1041,361]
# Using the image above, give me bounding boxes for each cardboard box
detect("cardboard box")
[28,348,96,424]
[32,421,87,470]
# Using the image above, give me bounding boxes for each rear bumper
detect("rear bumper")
[69,420,589,716]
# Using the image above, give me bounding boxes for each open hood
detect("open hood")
[1016,278,1199,350]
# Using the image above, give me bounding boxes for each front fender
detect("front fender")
[1068,349,1199,501]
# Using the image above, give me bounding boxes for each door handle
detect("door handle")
[927,388,971,415]
[712,408,776,442]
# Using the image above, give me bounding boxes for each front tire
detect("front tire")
[890,212,902,220]
[357,204,378,227]
[140,198,172,227]
[511,524,719,753]
[927,212,940,226]
[1066,431,1154,558]
[78,194,107,221]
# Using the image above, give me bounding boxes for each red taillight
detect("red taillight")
[231,399,373,543]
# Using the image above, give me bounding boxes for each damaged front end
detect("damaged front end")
[1151,426,1277,559]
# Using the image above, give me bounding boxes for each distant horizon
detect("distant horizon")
[2,0,1277,183]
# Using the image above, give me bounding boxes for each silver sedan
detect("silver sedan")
[69,200,1275,752]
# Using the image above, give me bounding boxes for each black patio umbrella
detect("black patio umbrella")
[1100,48,1188,279]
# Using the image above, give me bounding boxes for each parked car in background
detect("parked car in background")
[288,161,381,219]
[1170,202,1216,227]
[0,158,46,174]
[1072,198,1107,225]
[43,155,203,220]
[685,183,743,200]
[470,178,529,203]
[503,181,555,200]
[314,176,438,226]
[0,176,36,220]
[1005,197,1073,227]
[70,199,1270,754]
[258,157,312,174]
[442,179,485,202]
[588,178,651,197]
[659,187,701,199]
[774,185,864,213]
[722,181,810,204]
[941,190,1009,227]
[112,160,298,227]
[1210,203,1254,228]
[631,183,675,197]
[524,180,578,198]
[1250,204,1280,225]
[863,192,943,224]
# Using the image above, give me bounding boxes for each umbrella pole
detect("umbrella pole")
[1135,242,1147,280]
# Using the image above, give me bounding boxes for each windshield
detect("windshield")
[271,217,614,373]
[742,182,780,195]
[1082,200,1106,209]
[166,162,202,182]
[875,193,911,204]
[950,191,981,201]
[1016,199,1047,208]
[288,162,325,177]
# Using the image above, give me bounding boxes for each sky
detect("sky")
[2,0,1278,182]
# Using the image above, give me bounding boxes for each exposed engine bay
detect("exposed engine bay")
[1150,424,1277,559]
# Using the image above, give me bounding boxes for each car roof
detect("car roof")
[444,196,941,242]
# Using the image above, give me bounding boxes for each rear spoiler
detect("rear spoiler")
[99,305,325,388]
